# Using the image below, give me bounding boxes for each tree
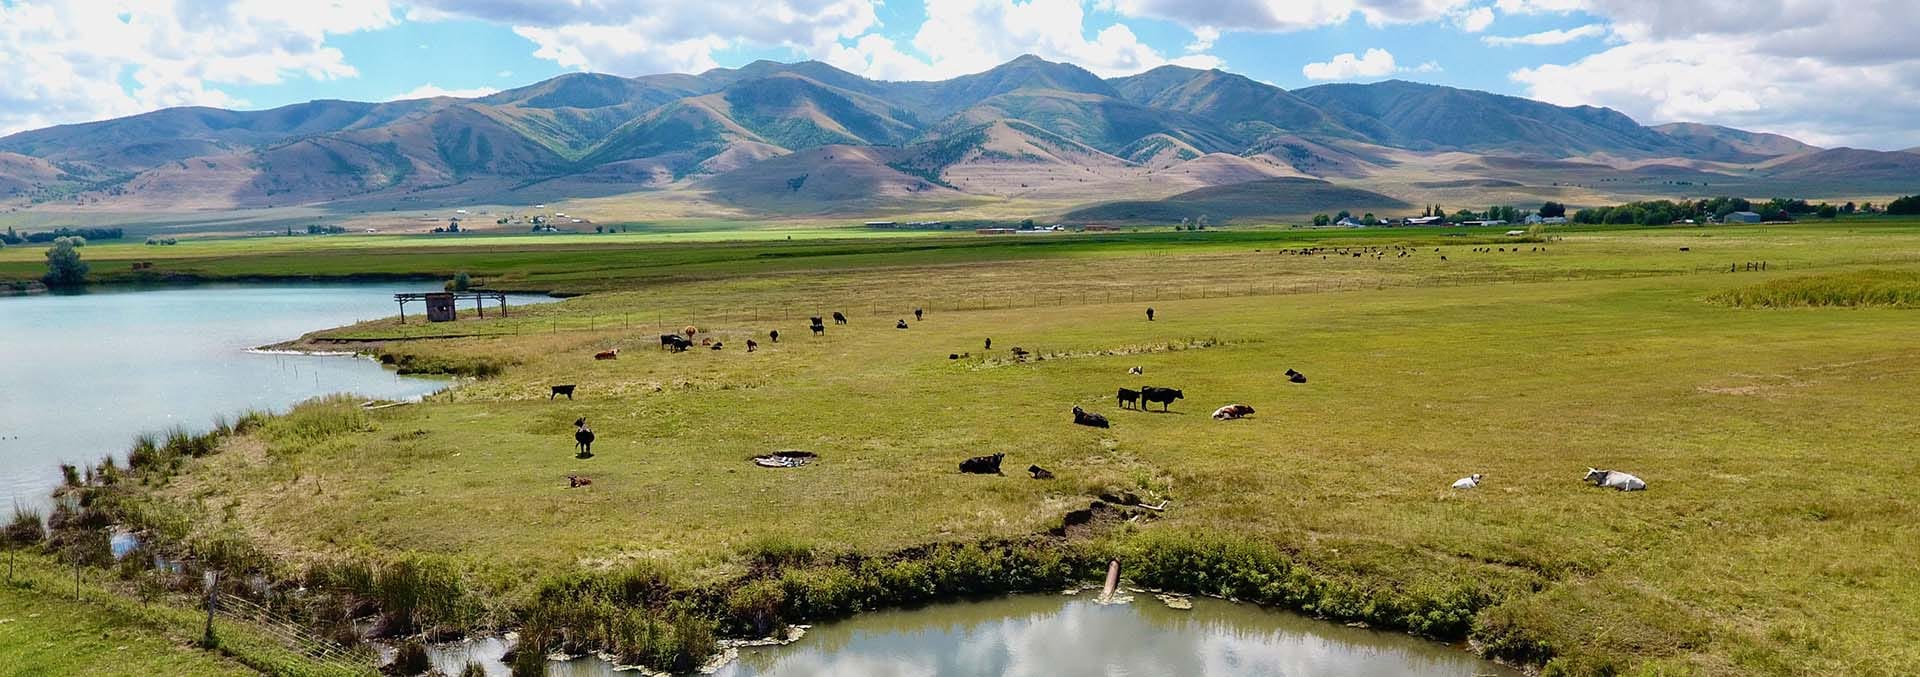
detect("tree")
[1540,201,1567,218]
[447,272,472,292]
[1841,201,1857,214]
[42,236,88,287]
[1361,212,1377,225]
[1312,213,1331,227]
[1816,203,1838,218]
[1887,195,1920,215]
[1335,210,1352,222]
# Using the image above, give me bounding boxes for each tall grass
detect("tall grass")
[1713,269,1920,308]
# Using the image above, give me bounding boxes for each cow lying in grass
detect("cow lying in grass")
[594,349,619,360]
[959,453,1004,474]
[1286,368,1307,384]
[567,474,592,488]
[1028,465,1054,479]
[1211,404,1254,420]
[1584,468,1646,491]
[1452,473,1483,489]
[1072,406,1110,428]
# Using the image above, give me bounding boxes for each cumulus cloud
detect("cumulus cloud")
[411,0,880,75]
[1507,0,1920,148]
[1482,23,1604,46]
[821,0,1222,81]
[1454,6,1495,32]
[387,84,500,101]
[0,0,394,135]
[1110,0,1472,33]
[1302,48,1397,80]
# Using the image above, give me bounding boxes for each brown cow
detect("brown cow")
[594,349,619,360]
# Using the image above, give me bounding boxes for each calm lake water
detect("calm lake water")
[0,283,533,511]
[427,594,1520,677]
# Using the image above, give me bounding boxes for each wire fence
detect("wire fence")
[216,592,377,675]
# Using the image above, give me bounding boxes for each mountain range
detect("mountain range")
[2,55,1913,223]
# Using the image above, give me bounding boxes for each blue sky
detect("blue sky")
[3,1,1917,148]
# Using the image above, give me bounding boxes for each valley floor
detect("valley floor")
[27,219,1920,675]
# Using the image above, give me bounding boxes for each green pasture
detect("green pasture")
[108,220,1920,675]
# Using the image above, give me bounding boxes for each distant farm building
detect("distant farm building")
[977,228,1017,235]
[1726,211,1762,223]
[1505,229,1528,237]
[1336,217,1365,228]
[1404,216,1444,226]
[865,221,899,228]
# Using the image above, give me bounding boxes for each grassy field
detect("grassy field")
[52,218,1920,675]
[6,218,1861,291]
[0,553,367,676]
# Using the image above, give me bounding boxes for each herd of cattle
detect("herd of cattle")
[559,303,1649,494]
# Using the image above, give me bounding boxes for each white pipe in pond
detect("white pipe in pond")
[1101,559,1120,599]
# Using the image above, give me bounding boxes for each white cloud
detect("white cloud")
[1110,0,1472,33]
[388,84,499,101]
[412,0,881,75]
[496,70,513,78]
[1507,0,1920,148]
[1407,60,1442,73]
[0,0,395,135]
[1454,6,1494,32]
[1186,26,1221,52]
[821,0,1223,81]
[1301,48,1396,80]
[1482,23,1604,46]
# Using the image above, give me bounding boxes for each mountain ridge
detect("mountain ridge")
[3,54,1905,219]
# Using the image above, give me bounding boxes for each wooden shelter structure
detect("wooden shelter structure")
[395,291,509,323]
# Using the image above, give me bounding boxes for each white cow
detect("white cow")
[1451,473,1483,489]
[1583,468,1646,491]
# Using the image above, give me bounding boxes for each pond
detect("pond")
[425,594,1520,677]
[0,283,549,511]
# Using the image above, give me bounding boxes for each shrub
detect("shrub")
[4,508,45,547]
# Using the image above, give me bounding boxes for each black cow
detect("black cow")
[1140,386,1183,411]
[1028,465,1054,480]
[1286,368,1307,384]
[1072,406,1110,428]
[549,384,576,400]
[914,308,923,321]
[574,419,595,459]
[810,321,825,336]
[664,335,693,352]
[660,334,681,350]
[1117,387,1141,409]
[959,453,1004,474]
[833,312,847,325]
[710,342,724,350]
[746,339,758,353]
[769,329,780,343]
[1145,307,1155,321]
[896,319,909,329]
[984,338,992,350]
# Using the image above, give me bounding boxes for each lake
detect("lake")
[424,594,1519,676]
[0,283,539,511]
